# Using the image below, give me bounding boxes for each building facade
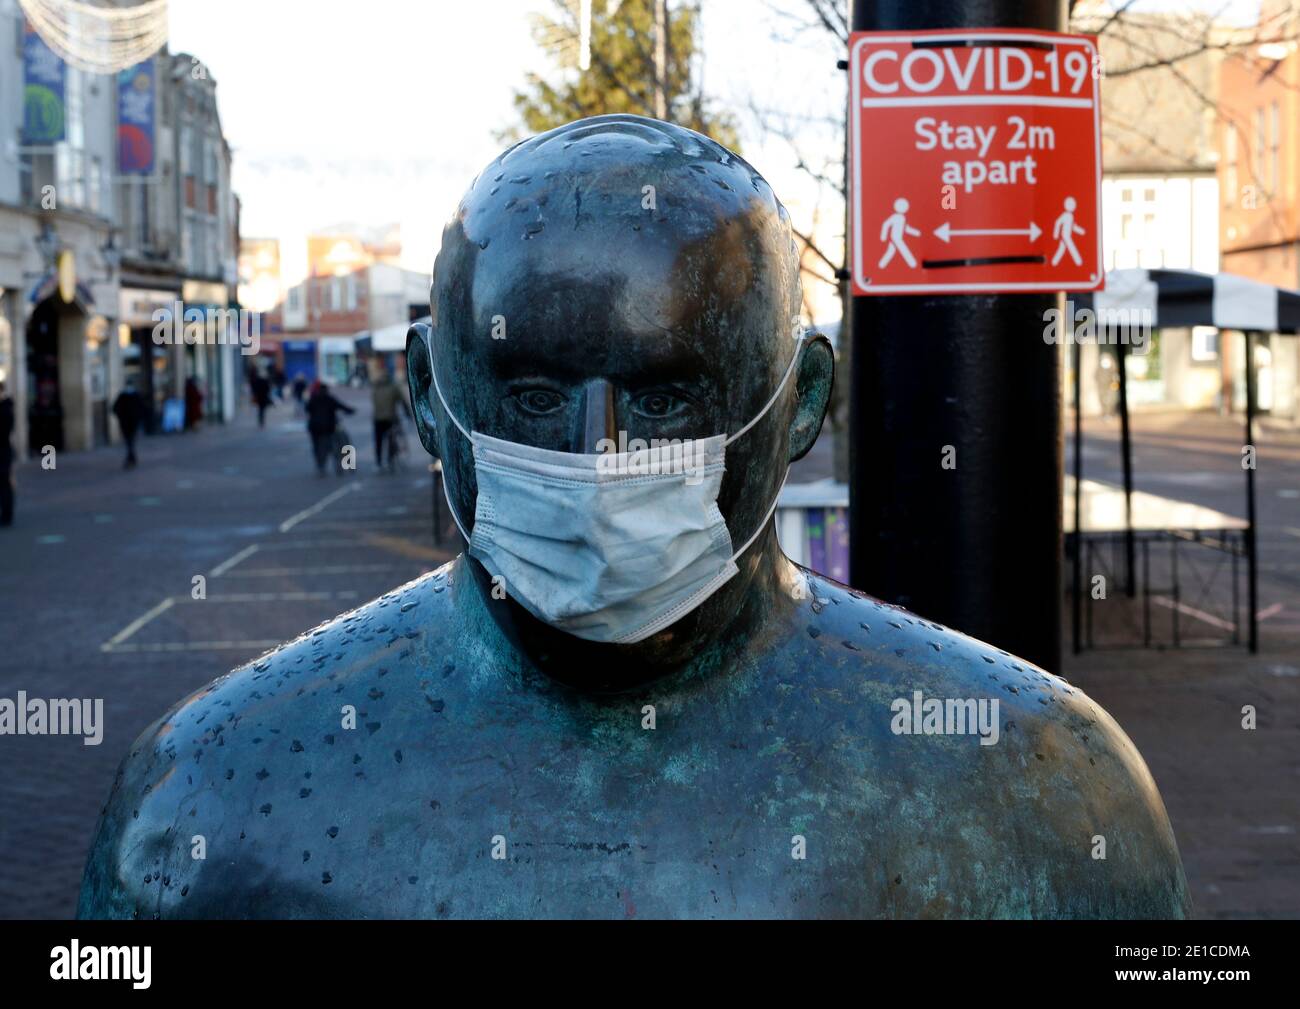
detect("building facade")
[1217,6,1300,424]
[115,50,241,431]
[1073,3,1227,417]
[249,227,427,386]
[1,13,120,456]
[0,14,238,461]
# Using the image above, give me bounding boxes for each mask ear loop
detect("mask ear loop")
[722,334,806,448]
[721,335,805,560]
[426,336,473,541]
[426,337,471,440]
[730,469,789,562]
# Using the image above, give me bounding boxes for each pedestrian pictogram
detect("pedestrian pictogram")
[1051,195,1085,266]
[879,197,921,269]
[849,29,1104,295]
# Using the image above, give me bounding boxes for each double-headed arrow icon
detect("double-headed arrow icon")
[934,221,1042,243]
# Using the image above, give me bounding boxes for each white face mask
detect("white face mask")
[429,336,803,644]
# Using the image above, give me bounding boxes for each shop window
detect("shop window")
[1191,326,1219,362]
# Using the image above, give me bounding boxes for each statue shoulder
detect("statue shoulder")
[78,564,463,918]
[793,570,1190,917]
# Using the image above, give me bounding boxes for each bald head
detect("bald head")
[433,114,801,379]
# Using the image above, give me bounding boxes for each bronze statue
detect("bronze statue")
[79,115,1189,919]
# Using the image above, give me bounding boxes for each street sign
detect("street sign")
[849,28,1103,295]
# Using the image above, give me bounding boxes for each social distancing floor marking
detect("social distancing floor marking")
[217,564,410,577]
[104,641,286,653]
[207,544,260,577]
[99,480,421,654]
[1150,596,1283,634]
[279,483,362,533]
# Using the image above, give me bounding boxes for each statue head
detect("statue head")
[407,114,834,687]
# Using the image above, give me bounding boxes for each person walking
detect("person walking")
[291,373,308,416]
[0,380,15,527]
[1095,352,1119,419]
[271,365,288,402]
[112,379,145,469]
[306,380,355,476]
[184,377,204,430]
[249,369,273,428]
[370,367,411,471]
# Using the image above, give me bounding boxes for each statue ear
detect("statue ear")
[788,332,834,463]
[405,322,440,460]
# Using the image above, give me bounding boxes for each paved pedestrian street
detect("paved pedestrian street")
[1070,412,1300,919]
[0,390,453,918]
[3,396,1298,919]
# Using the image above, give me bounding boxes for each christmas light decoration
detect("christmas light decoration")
[18,0,169,75]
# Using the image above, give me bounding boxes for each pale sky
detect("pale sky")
[166,0,846,315]
[167,0,1265,320]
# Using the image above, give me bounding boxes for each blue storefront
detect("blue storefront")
[282,340,317,384]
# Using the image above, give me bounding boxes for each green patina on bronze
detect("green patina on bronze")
[78,116,1189,919]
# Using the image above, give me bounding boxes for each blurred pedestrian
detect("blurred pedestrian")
[1096,353,1119,419]
[184,377,204,430]
[370,367,411,471]
[249,369,273,428]
[0,380,14,527]
[112,379,145,469]
[306,380,355,476]
[271,365,288,401]
[291,373,308,415]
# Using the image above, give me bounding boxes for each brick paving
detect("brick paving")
[0,400,1295,918]
[0,387,452,918]
[1067,410,1300,919]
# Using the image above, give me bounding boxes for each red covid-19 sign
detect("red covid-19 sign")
[849,28,1103,295]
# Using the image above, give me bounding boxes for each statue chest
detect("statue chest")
[198,723,900,918]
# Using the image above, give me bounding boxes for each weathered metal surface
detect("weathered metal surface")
[79,116,1188,918]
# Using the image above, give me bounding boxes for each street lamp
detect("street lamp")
[35,220,61,268]
[100,230,121,280]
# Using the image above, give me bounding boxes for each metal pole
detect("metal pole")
[653,0,668,120]
[1072,335,1082,655]
[1244,330,1259,653]
[847,0,1065,674]
[1116,339,1136,597]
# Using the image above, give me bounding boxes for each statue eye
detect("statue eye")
[515,388,566,415]
[632,391,687,419]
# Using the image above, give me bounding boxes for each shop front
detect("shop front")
[119,285,180,433]
[181,280,233,425]
[319,336,355,385]
[24,262,109,454]
[282,339,318,385]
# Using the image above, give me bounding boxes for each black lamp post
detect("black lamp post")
[100,230,121,281]
[35,220,61,269]
[847,0,1065,674]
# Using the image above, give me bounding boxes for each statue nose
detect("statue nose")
[578,379,616,455]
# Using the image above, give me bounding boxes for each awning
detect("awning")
[1069,266,1285,655]
[319,336,355,355]
[1085,268,1300,333]
[370,320,412,352]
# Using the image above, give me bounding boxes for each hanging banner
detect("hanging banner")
[22,24,65,144]
[117,59,156,174]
